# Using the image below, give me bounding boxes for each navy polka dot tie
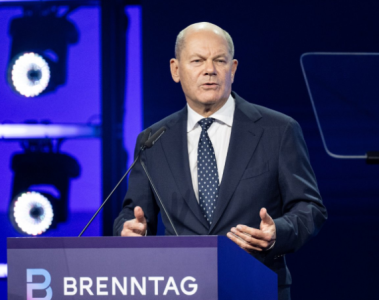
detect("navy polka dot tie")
[197,118,219,225]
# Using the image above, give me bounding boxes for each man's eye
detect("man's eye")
[217,60,226,63]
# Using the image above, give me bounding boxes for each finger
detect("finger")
[125,220,146,234]
[236,225,272,241]
[227,232,261,251]
[227,232,262,252]
[121,228,144,237]
[231,227,270,249]
[260,207,274,225]
[121,221,144,236]
[134,206,147,224]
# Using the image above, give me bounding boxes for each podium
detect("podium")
[7,236,277,299]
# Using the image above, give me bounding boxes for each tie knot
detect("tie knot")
[198,118,215,131]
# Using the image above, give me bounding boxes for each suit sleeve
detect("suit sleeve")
[113,130,160,236]
[269,118,327,257]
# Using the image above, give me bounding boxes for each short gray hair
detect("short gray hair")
[174,28,235,60]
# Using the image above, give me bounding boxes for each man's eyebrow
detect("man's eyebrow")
[188,53,229,60]
[214,54,228,59]
[188,54,206,59]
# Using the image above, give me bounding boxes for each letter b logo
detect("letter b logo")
[27,269,53,300]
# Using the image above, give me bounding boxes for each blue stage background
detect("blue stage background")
[1,0,378,299]
[0,3,143,296]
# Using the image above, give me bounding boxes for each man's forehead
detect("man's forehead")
[175,22,234,60]
[184,22,224,34]
[184,26,226,42]
[184,30,229,51]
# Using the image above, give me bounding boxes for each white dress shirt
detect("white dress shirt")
[187,94,235,202]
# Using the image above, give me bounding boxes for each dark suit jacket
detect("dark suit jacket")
[114,92,327,287]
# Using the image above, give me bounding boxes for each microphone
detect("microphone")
[139,127,178,236]
[144,126,166,148]
[140,127,152,148]
[78,127,152,237]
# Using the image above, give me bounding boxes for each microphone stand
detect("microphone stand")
[78,127,167,237]
[78,146,146,237]
[140,160,179,236]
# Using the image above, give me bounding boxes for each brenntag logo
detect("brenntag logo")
[27,269,53,300]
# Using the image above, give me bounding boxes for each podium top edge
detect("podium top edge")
[7,236,220,249]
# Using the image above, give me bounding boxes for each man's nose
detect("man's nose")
[204,60,217,76]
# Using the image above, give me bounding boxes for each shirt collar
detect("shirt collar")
[187,94,235,133]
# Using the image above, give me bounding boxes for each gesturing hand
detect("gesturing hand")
[121,206,147,237]
[227,208,276,253]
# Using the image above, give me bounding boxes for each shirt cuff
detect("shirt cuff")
[266,240,276,251]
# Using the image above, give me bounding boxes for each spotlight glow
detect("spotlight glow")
[0,264,7,279]
[12,192,54,235]
[10,52,50,97]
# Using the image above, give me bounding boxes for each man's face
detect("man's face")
[170,30,238,112]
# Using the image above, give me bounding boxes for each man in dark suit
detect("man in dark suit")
[114,22,327,300]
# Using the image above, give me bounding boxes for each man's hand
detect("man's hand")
[227,208,276,253]
[121,206,147,237]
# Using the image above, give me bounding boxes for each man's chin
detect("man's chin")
[200,99,218,105]
[198,95,227,107]
[197,92,223,104]
[186,92,228,111]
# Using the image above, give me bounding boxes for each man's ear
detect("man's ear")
[231,59,238,83]
[170,58,180,83]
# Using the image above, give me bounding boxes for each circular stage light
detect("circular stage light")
[9,52,51,97]
[10,191,54,235]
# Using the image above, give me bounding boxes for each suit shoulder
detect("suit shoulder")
[233,92,296,127]
[239,99,296,128]
[253,104,295,126]
[148,107,186,132]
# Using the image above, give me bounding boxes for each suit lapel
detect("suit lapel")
[209,95,264,233]
[160,107,210,230]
